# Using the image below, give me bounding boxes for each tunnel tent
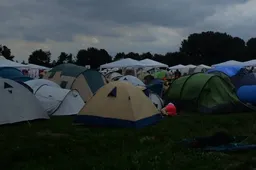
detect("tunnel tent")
[165,73,251,113]
[44,63,107,103]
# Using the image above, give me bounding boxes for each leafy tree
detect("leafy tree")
[0,45,14,60]
[179,31,247,65]
[75,47,112,69]
[28,49,51,67]
[140,52,153,60]
[113,52,125,61]
[56,52,74,65]
[247,38,256,60]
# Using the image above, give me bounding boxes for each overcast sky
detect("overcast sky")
[0,0,255,61]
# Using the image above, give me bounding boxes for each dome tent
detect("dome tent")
[0,78,48,125]
[74,81,162,128]
[25,79,84,116]
[44,64,107,103]
[118,75,145,87]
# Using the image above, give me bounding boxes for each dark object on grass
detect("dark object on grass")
[191,131,234,148]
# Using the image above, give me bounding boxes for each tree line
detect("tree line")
[1,31,256,69]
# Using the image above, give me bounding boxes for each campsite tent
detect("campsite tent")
[212,60,243,67]
[118,75,145,87]
[140,59,168,68]
[169,64,185,70]
[44,64,107,103]
[74,81,161,128]
[100,58,146,69]
[25,79,60,89]
[148,92,164,110]
[0,56,28,68]
[0,78,48,125]
[26,84,84,116]
[190,64,211,73]
[0,67,33,82]
[165,73,251,113]
[105,72,122,81]
[207,66,249,89]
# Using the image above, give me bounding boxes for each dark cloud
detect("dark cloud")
[0,0,253,61]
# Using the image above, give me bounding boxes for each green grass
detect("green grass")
[1,113,256,170]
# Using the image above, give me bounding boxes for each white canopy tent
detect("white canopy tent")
[0,56,28,68]
[139,59,168,68]
[193,64,211,73]
[242,59,256,67]
[100,58,147,76]
[172,64,196,75]
[169,64,185,70]
[212,60,243,67]
[27,64,50,70]
[100,58,146,69]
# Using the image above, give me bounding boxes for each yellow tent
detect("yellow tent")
[74,81,162,128]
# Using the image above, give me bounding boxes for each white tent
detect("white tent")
[100,58,146,69]
[25,79,60,89]
[140,59,168,68]
[27,85,84,116]
[212,60,243,67]
[0,56,28,68]
[27,64,50,70]
[0,78,48,125]
[193,64,211,73]
[242,59,256,67]
[185,64,196,68]
[105,72,123,81]
[119,75,145,87]
[149,92,164,110]
[169,64,185,70]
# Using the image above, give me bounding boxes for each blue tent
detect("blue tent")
[0,67,33,82]
[207,66,245,77]
[146,79,164,96]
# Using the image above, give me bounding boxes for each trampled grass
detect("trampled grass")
[1,113,256,170]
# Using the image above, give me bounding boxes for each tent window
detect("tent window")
[48,72,55,78]
[108,87,117,97]
[60,81,68,88]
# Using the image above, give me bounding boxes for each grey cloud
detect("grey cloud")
[57,0,246,28]
[0,0,251,51]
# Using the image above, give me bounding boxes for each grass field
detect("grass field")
[1,113,256,170]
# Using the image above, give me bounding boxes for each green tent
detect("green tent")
[154,70,168,79]
[165,73,251,113]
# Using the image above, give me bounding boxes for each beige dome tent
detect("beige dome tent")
[44,64,107,103]
[74,81,162,128]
